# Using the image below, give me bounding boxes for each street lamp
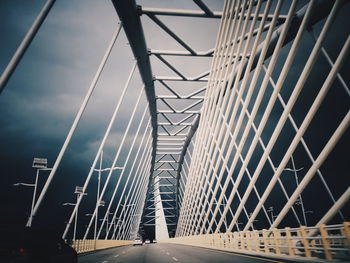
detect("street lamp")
[267,206,277,224]
[74,186,87,241]
[275,155,311,226]
[278,155,311,226]
[63,202,76,241]
[87,200,105,240]
[249,212,259,230]
[13,157,52,227]
[63,186,87,241]
[214,197,228,231]
[93,151,103,241]
[92,151,123,240]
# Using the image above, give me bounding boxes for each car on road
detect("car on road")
[133,239,143,246]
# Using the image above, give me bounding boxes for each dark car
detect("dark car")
[0,227,77,263]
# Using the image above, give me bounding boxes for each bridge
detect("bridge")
[1,0,349,262]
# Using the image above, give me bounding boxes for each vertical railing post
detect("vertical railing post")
[262,229,269,253]
[253,230,259,252]
[228,233,233,249]
[299,226,311,258]
[285,227,295,256]
[319,224,332,260]
[232,233,236,249]
[239,232,244,250]
[246,231,252,250]
[273,228,281,254]
[342,222,350,249]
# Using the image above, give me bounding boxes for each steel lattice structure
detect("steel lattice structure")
[110,0,350,241]
[176,0,350,237]
[60,0,350,241]
[111,0,224,238]
[2,0,349,256]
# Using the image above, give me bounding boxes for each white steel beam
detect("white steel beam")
[0,0,56,93]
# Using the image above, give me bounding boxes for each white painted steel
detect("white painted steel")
[97,104,149,239]
[176,0,348,240]
[82,87,144,239]
[31,22,123,231]
[111,123,152,239]
[0,0,56,93]
[119,132,153,238]
[62,59,135,239]
[59,0,349,243]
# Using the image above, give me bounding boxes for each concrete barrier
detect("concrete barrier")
[162,222,350,262]
[72,240,132,254]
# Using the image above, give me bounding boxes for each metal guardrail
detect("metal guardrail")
[165,222,350,261]
[71,240,132,254]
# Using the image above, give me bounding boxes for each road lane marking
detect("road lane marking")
[172,256,178,261]
[114,254,119,258]
[122,251,126,254]
[166,252,170,255]
[102,261,108,263]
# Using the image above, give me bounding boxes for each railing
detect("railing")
[165,223,350,261]
[71,240,132,254]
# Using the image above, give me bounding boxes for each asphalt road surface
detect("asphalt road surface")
[78,243,288,263]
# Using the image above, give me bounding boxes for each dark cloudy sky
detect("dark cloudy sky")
[0,0,223,237]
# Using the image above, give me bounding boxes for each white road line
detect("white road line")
[122,251,126,254]
[114,254,119,258]
[166,252,170,255]
[102,261,108,263]
[172,256,178,261]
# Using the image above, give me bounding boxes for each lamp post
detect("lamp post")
[249,212,259,230]
[267,206,276,224]
[94,151,103,241]
[63,186,87,241]
[63,202,76,240]
[275,156,311,226]
[92,151,123,240]
[88,200,105,240]
[290,155,312,226]
[14,157,52,227]
[214,196,228,231]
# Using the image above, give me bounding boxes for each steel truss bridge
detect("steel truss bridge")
[1,0,350,262]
